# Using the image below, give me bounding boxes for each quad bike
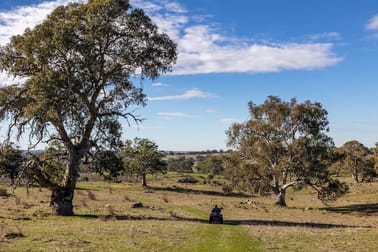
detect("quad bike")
[209,212,223,224]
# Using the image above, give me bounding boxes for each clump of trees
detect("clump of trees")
[331,140,376,183]
[0,0,177,215]
[167,157,194,173]
[196,155,224,175]
[225,96,348,206]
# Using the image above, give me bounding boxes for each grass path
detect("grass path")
[176,206,264,252]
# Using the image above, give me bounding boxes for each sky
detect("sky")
[1,0,378,151]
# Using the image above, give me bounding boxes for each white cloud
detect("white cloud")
[0,0,343,83]
[307,32,341,41]
[132,1,342,75]
[148,88,217,101]
[206,109,217,113]
[157,112,199,118]
[152,82,166,87]
[131,0,188,41]
[366,14,378,30]
[0,0,81,46]
[130,124,164,129]
[220,118,242,125]
[164,2,186,14]
[173,25,342,75]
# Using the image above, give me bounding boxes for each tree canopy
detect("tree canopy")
[0,143,23,184]
[226,96,348,206]
[335,140,375,183]
[0,0,177,215]
[196,155,224,175]
[122,138,166,186]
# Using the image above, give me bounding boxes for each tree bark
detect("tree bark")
[352,169,361,183]
[142,174,147,187]
[275,189,287,206]
[49,149,81,216]
[50,186,75,216]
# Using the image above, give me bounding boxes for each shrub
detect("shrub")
[177,176,198,184]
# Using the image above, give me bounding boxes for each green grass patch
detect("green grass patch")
[181,223,263,252]
[175,205,208,220]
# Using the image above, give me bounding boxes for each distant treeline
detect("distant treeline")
[163,149,232,156]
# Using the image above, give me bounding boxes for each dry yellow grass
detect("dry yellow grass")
[0,175,378,251]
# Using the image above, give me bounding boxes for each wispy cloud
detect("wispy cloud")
[152,82,166,87]
[157,112,199,119]
[365,14,378,39]
[220,118,242,125]
[130,124,164,129]
[148,88,217,101]
[366,14,378,31]
[206,109,217,113]
[306,32,341,41]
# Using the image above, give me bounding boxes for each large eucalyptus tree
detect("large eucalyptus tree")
[0,0,177,215]
[226,96,348,206]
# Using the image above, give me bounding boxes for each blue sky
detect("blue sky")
[1,0,378,151]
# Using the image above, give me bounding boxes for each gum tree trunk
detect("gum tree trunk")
[142,173,147,187]
[50,186,75,216]
[274,181,297,207]
[50,150,81,216]
[275,189,287,206]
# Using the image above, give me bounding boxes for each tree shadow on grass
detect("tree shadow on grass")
[324,203,378,215]
[74,214,371,229]
[74,213,208,223]
[148,185,250,198]
[224,219,371,229]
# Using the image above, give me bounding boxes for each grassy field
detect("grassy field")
[1,174,378,251]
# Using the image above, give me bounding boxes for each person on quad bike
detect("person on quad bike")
[209,205,223,224]
[211,205,222,215]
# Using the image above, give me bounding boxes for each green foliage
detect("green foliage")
[225,96,348,205]
[196,155,224,175]
[335,140,376,183]
[222,151,272,195]
[122,138,166,186]
[92,150,124,182]
[0,143,23,182]
[316,178,349,203]
[37,142,67,185]
[167,156,194,172]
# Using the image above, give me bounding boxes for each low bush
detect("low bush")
[177,176,198,184]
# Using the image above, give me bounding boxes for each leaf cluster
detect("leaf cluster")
[0,143,23,181]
